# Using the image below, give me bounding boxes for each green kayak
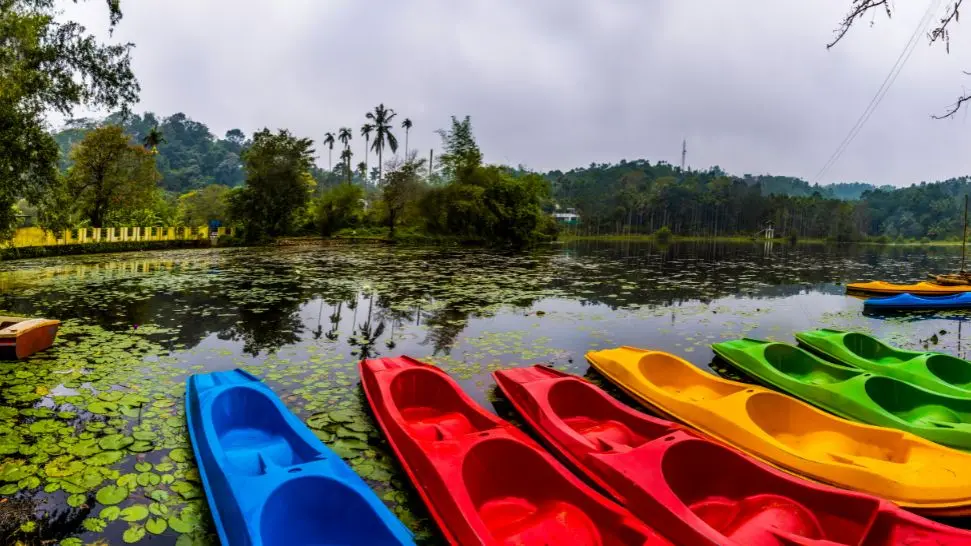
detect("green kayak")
[711,338,971,451]
[795,329,971,398]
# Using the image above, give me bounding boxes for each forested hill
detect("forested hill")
[53,112,248,192]
[739,175,887,200]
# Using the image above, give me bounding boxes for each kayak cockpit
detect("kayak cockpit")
[840,332,910,364]
[390,369,496,440]
[546,379,669,452]
[260,476,411,546]
[761,343,859,386]
[209,386,322,475]
[924,354,971,391]
[635,351,744,402]
[864,377,971,428]
[661,439,880,545]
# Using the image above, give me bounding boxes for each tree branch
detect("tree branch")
[932,93,971,118]
[928,0,964,52]
[828,0,892,49]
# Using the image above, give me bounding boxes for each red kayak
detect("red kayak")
[493,365,971,546]
[359,356,672,546]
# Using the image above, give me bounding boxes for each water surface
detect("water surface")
[1,240,968,545]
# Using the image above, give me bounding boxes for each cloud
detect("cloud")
[57,0,971,185]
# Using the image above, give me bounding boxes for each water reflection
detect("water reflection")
[0,242,969,359]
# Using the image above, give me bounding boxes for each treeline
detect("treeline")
[548,160,971,242]
[26,108,555,247]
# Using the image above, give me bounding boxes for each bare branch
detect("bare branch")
[927,0,964,53]
[932,93,971,119]
[828,0,892,49]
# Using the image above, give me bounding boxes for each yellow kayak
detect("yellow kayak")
[586,346,971,515]
[846,280,971,295]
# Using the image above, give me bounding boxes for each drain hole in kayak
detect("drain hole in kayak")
[663,436,675,442]
[479,432,489,437]
[288,468,302,473]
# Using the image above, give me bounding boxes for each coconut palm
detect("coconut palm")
[365,104,398,183]
[401,118,412,159]
[360,124,374,186]
[356,161,367,183]
[323,132,335,170]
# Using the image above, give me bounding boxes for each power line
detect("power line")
[813,0,941,184]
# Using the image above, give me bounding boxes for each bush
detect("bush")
[920,236,931,245]
[872,234,890,244]
[313,184,365,236]
[653,226,673,244]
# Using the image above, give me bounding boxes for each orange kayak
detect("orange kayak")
[846,281,971,295]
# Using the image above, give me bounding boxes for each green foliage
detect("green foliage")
[382,159,425,238]
[54,112,248,192]
[49,125,158,227]
[436,115,482,183]
[178,184,231,226]
[654,226,673,244]
[230,129,315,241]
[365,104,398,183]
[313,184,365,236]
[0,0,138,240]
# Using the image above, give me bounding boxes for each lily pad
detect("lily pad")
[329,409,357,423]
[98,434,134,450]
[120,504,149,522]
[44,456,83,477]
[100,506,121,521]
[95,484,129,505]
[169,448,189,462]
[123,524,146,543]
[128,440,154,453]
[146,517,168,534]
[86,450,124,466]
[82,517,107,532]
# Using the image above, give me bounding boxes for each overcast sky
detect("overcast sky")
[59,0,971,186]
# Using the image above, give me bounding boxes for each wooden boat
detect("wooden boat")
[713,338,971,450]
[359,356,671,546]
[929,273,971,286]
[0,316,60,360]
[796,329,971,397]
[586,346,971,514]
[845,281,971,295]
[494,365,971,545]
[186,368,414,545]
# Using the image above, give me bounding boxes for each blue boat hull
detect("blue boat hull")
[185,369,414,546]
[864,292,971,310]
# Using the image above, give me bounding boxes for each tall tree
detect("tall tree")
[365,104,399,183]
[323,132,336,170]
[63,125,158,227]
[356,161,367,182]
[179,184,231,226]
[338,127,352,177]
[229,129,315,241]
[142,126,165,151]
[340,148,354,184]
[361,124,374,186]
[0,0,139,240]
[383,159,423,239]
[402,118,413,158]
[437,115,482,183]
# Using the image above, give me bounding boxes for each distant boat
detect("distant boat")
[865,292,971,311]
[0,316,60,360]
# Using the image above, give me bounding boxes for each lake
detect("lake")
[1,240,969,545]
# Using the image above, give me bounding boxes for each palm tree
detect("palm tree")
[142,126,165,151]
[323,132,335,170]
[365,104,398,183]
[337,127,352,182]
[340,148,353,184]
[357,161,368,183]
[360,124,374,186]
[142,126,165,187]
[401,118,412,159]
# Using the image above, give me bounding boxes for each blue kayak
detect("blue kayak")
[186,369,414,546]
[864,292,971,310]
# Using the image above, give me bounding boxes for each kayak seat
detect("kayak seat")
[925,354,971,390]
[400,408,479,441]
[563,417,638,453]
[636,353,742,402]
[841,333,907,364]
[745,393,910,464]
[390,368,495,442]
[691,494,824,546]
[259,475,410,546]
[865,377,971,426]
[210,387,320,476]
[481,499,603,546]
[762,344,858,386]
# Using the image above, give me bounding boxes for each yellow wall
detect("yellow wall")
[5,226,235,248]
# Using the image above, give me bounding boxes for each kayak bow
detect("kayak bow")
[796,328,971,398]
[494,364,971,545]
[585,346,971,514]
[360,356,671,546]
[186,369,414,546]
